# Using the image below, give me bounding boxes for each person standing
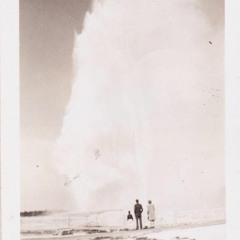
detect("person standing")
[127,211,133,221]
[134,199,143,230]
[126,211,134,229]
[147,200,155,228]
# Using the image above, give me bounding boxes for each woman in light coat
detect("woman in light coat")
[147,200,155,228]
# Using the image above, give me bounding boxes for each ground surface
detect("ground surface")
[21,224,225,240]
[145,224,225,240]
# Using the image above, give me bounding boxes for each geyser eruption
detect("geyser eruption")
[54,0,224,212]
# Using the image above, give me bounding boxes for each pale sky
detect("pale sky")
[20,0,224,212]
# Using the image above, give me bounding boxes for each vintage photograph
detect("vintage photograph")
[20,0,224,239]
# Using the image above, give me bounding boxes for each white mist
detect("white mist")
[54,0,224,213]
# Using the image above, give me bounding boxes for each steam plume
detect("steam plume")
[54,0,224,212]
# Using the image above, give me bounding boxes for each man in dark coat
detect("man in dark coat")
[134,199,143,230]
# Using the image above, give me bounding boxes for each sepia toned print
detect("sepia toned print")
[20,0,224,239]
